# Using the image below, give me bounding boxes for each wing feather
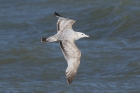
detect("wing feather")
[54,12,75,32]
[59,40,81,84]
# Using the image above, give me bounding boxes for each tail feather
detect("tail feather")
[41,38,48,42]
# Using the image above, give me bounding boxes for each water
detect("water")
[0,0,140,92]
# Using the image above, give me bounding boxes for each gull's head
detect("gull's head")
[75,32,89,40]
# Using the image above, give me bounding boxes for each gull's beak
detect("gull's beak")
[85,35,89,38]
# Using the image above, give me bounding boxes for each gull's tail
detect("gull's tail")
[41,38,48,42]
[41,35,57,43]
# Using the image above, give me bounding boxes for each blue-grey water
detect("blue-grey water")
[0,0,140,93]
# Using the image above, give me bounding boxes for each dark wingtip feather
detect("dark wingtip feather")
[67,76,74,84]
[66,72,76,84]
[54,12,63,17]
[67,78,72,84]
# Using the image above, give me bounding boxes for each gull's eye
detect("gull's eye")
[82,34,84,35]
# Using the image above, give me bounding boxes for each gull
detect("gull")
[41,12,89,84]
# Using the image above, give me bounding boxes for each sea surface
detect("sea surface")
[0,0,140,93]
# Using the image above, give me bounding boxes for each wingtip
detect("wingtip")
[67,79,72,84]
[54,12,63,17]
[66,75,75,84]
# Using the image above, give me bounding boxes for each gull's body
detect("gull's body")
[41,12,89,84]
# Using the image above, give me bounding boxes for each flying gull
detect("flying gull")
[41,12,89,84]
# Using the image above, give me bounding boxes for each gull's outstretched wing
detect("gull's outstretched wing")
[59,40,81,84]
[54,12,76,32]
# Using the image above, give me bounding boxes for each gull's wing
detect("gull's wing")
[54,12,76,32]
[59,40,81,84]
